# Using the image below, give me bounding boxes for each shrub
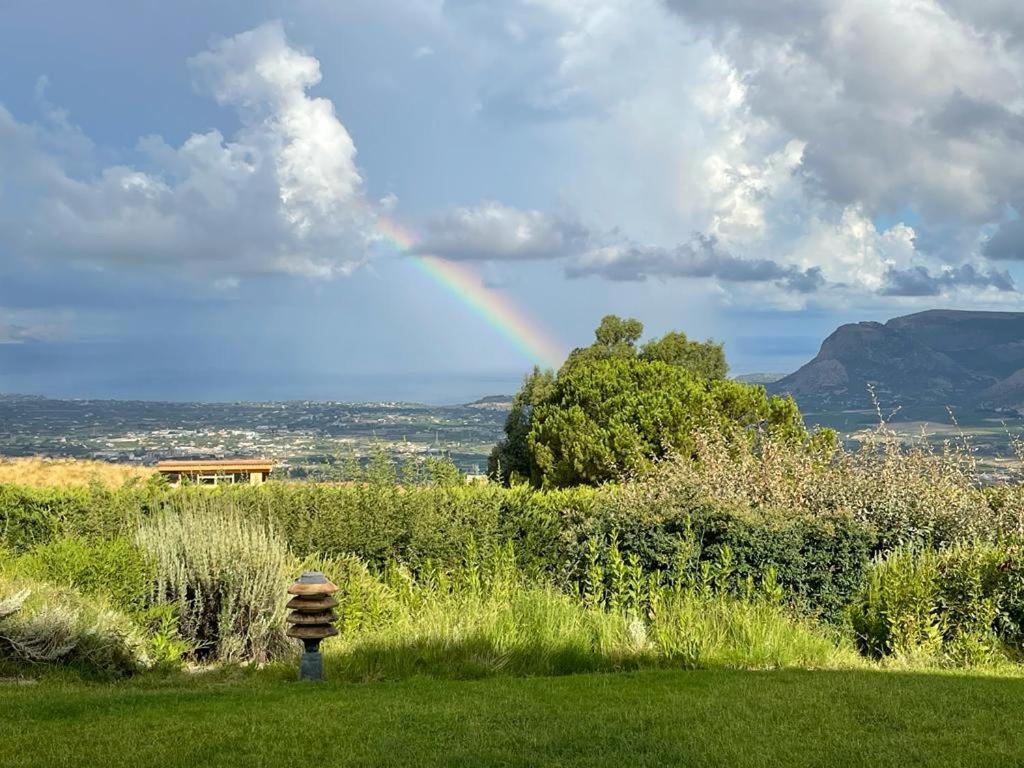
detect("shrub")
[686,507,874,621]
[848,542,1024,665]
[0,575,147,677]
[8,536,153,615]
[526,480,873,621]
[653,428,1010,551]
[0,482,155,553]
[136,498,293,663]
[849,547,946,661]
[0,485,62,553]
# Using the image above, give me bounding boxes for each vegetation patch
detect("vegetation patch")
[3,669,1024,767]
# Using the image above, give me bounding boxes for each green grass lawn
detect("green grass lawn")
[3,668,1024,767]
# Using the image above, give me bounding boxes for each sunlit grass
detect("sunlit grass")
[0,457,153,488]
[3,668,1024,767]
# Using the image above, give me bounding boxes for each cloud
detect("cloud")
[663,0,1024,227]
[983,219,1024,261]
[0,21,373,281]
[415,194,1014,301]
[880,264,1016,296]
[0,325,40,344]
[0,309,67,344]
[441,0,1017,308]
[414,202,589,260]
[566,233,824,291]
[411,196,833,293]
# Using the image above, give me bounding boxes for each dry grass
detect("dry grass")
[0,457,153,488]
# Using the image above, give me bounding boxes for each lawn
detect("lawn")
[3,668,1023,767]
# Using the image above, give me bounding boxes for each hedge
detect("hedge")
[0,480,877,620]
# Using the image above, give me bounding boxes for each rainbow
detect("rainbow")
[374,215,565,369]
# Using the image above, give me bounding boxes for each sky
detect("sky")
[2,0,1024,403]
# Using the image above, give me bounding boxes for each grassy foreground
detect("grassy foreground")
[3,669,1024,767]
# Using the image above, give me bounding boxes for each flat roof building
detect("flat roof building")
[156,458,275,486]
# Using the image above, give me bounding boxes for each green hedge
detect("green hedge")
[686,507,874,620]
[0,480,875,619]
[6,536,154,615]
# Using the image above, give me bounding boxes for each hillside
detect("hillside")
[770,310,1024,413]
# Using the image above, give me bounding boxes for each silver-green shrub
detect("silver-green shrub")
[136,498,292,663]
[0,575,146,676]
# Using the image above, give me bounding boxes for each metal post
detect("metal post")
[299,638,324,682]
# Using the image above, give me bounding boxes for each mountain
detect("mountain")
[770,310,1024,412]
[733,373,787,385]
[464,395,513,411]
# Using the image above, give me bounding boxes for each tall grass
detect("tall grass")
[318,541,859,682]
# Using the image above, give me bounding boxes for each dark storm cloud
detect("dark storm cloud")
[566,234,824,291]
[880,264,1015,296]
[983,220,1024,261]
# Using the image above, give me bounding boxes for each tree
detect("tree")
[487,367,555,484]
[489,316,807,488]
[527,358,804,487]
[563,315,644,367]
[639,331,727,380]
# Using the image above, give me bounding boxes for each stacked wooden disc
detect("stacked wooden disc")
[286,571,339,642]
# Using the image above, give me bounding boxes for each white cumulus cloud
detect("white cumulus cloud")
[0,21,373,281]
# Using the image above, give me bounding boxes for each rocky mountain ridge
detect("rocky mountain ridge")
[770,310,1024,413]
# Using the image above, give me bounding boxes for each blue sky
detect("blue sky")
[2,0,1023,402]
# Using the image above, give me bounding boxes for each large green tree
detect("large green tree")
[488,316,806,487]
[639,331,727,379]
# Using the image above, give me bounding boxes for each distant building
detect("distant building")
[155,458,275,486]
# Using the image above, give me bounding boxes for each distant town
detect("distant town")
[0,393,511,478]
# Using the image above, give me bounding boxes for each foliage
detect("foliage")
[7,536,153,615]
[0,574,147,677]
[512,488,872,622]
[0,482,151,553]
[491,315,803,488]
[488,366,556,484]
[654,426,1018,550]
[526,357,804,487]
[849,542,1024,665]
[6,418,1024,674]
[322,541,855,682]
[136,498,293,663]
[639,331,727,379]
